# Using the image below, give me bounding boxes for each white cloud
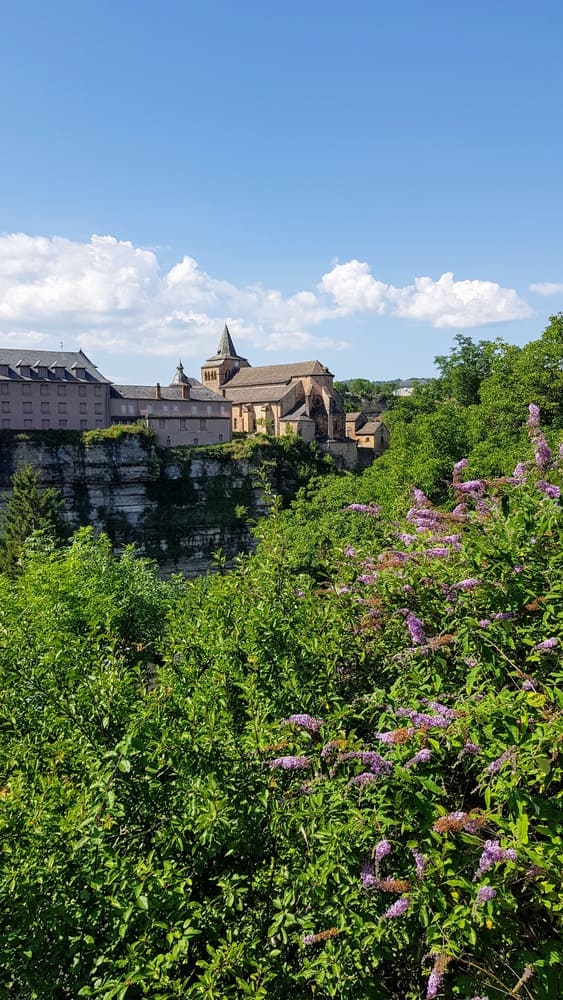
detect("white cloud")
[319,261,531,328]
[529,282,563,295]
[0,234,532,363]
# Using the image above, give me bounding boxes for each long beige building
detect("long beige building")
[0,348,111,431]
[0,349,231,447]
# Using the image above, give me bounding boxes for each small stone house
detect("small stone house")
[345,412,390,456]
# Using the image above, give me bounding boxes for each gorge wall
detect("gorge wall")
[0,431,333,576]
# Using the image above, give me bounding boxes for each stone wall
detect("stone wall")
[0,431,332,576]
[0,434,273,576]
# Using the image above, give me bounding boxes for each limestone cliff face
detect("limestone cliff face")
[0,434,277,576]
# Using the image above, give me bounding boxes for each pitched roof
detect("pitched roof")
[226,360,332,387]
[0,347,109,382]
[222,383,293,404]
[112,378,224,404]
[205,324,249,363]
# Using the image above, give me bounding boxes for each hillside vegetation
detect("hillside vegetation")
[0,318,562,999]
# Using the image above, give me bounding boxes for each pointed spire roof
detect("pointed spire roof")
[204,323,249,365]
[216,323,237,358]
[170,359,190,385]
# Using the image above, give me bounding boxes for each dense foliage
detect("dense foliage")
[1,391,561,996]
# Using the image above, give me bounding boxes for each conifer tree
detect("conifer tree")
[0,465,66,575]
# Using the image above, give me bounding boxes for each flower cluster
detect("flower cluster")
[280,713,324,733]
[476,885,496,904]
[473,839,518,879]
[383,896,410,918]
[433,810,486,834]
[268,755,311,771]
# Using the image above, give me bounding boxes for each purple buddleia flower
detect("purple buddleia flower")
[513,564,523,573]
[463,741,480,755]
[536,480,560,499]
[476,885,497,904]
[452,502,468,515]
[487,749,513,774]
[513,462,527,481]
[358,574,378,585]
[438,534,463,545]
[424,547,451,558]
[491,610,517,621]
[404,611,426,645]
[426,968,444,999]
[532,637,559,652]
[464,657,478,667]
[405,748,432,767]
[281,713,324,733]
[397,532,418,546]
[410,713,451,729]
[478,619,491,628]
[455,480,485,496]
[268,755,311,771]
[474,840,518,878]
[528,402,540,427]
[349,771,378,787]
[344,503,381,516]
[413,487,430,506]
[521,679,535,691]
[375,839,391,864]
[453,457,468,484]
[411,848,426,879]
[340,751,392,775]
[422,700,457,719]
[383,896,410,918]
[535,441,552,469]
[360,859,378,890]
[451,577,481,591]
[343,544,356,557]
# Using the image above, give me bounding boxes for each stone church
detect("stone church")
[201,325,346,443]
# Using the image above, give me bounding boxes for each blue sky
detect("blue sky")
[1,0,563,385]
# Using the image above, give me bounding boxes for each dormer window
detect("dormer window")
[33,364,48,378]
[17,364,30,378]
[51,366,65,380]
[73,366,86,379]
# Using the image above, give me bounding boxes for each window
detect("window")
[79,385,87,396]
[57,384,66,396]
[233,418,238,429]
[199,417,206,430]
[22,384,32,395]
[24,419,32,428]
[95,419,102,428]
[180,418,186,430]
[23,401,32,413]
[0,384,9,395]
[58,419,68,428]
[219,434,223,442]
[41,419,50,429]
[80,419,88,429]
[193,437,199,445]
[80,402,87,414]
[94,385,101,396]
[1,401,9,413]
[41,402,49,413]
[40,384,49,396]
[58,402,67,414]
[94,403,102,414]
[159,418,166,428]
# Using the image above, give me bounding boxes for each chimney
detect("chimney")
[182,383,190,400]
[155,383,161,399]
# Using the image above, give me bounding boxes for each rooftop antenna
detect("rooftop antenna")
[59,340,64,351]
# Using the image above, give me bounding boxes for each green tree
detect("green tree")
[0,465,66,575]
